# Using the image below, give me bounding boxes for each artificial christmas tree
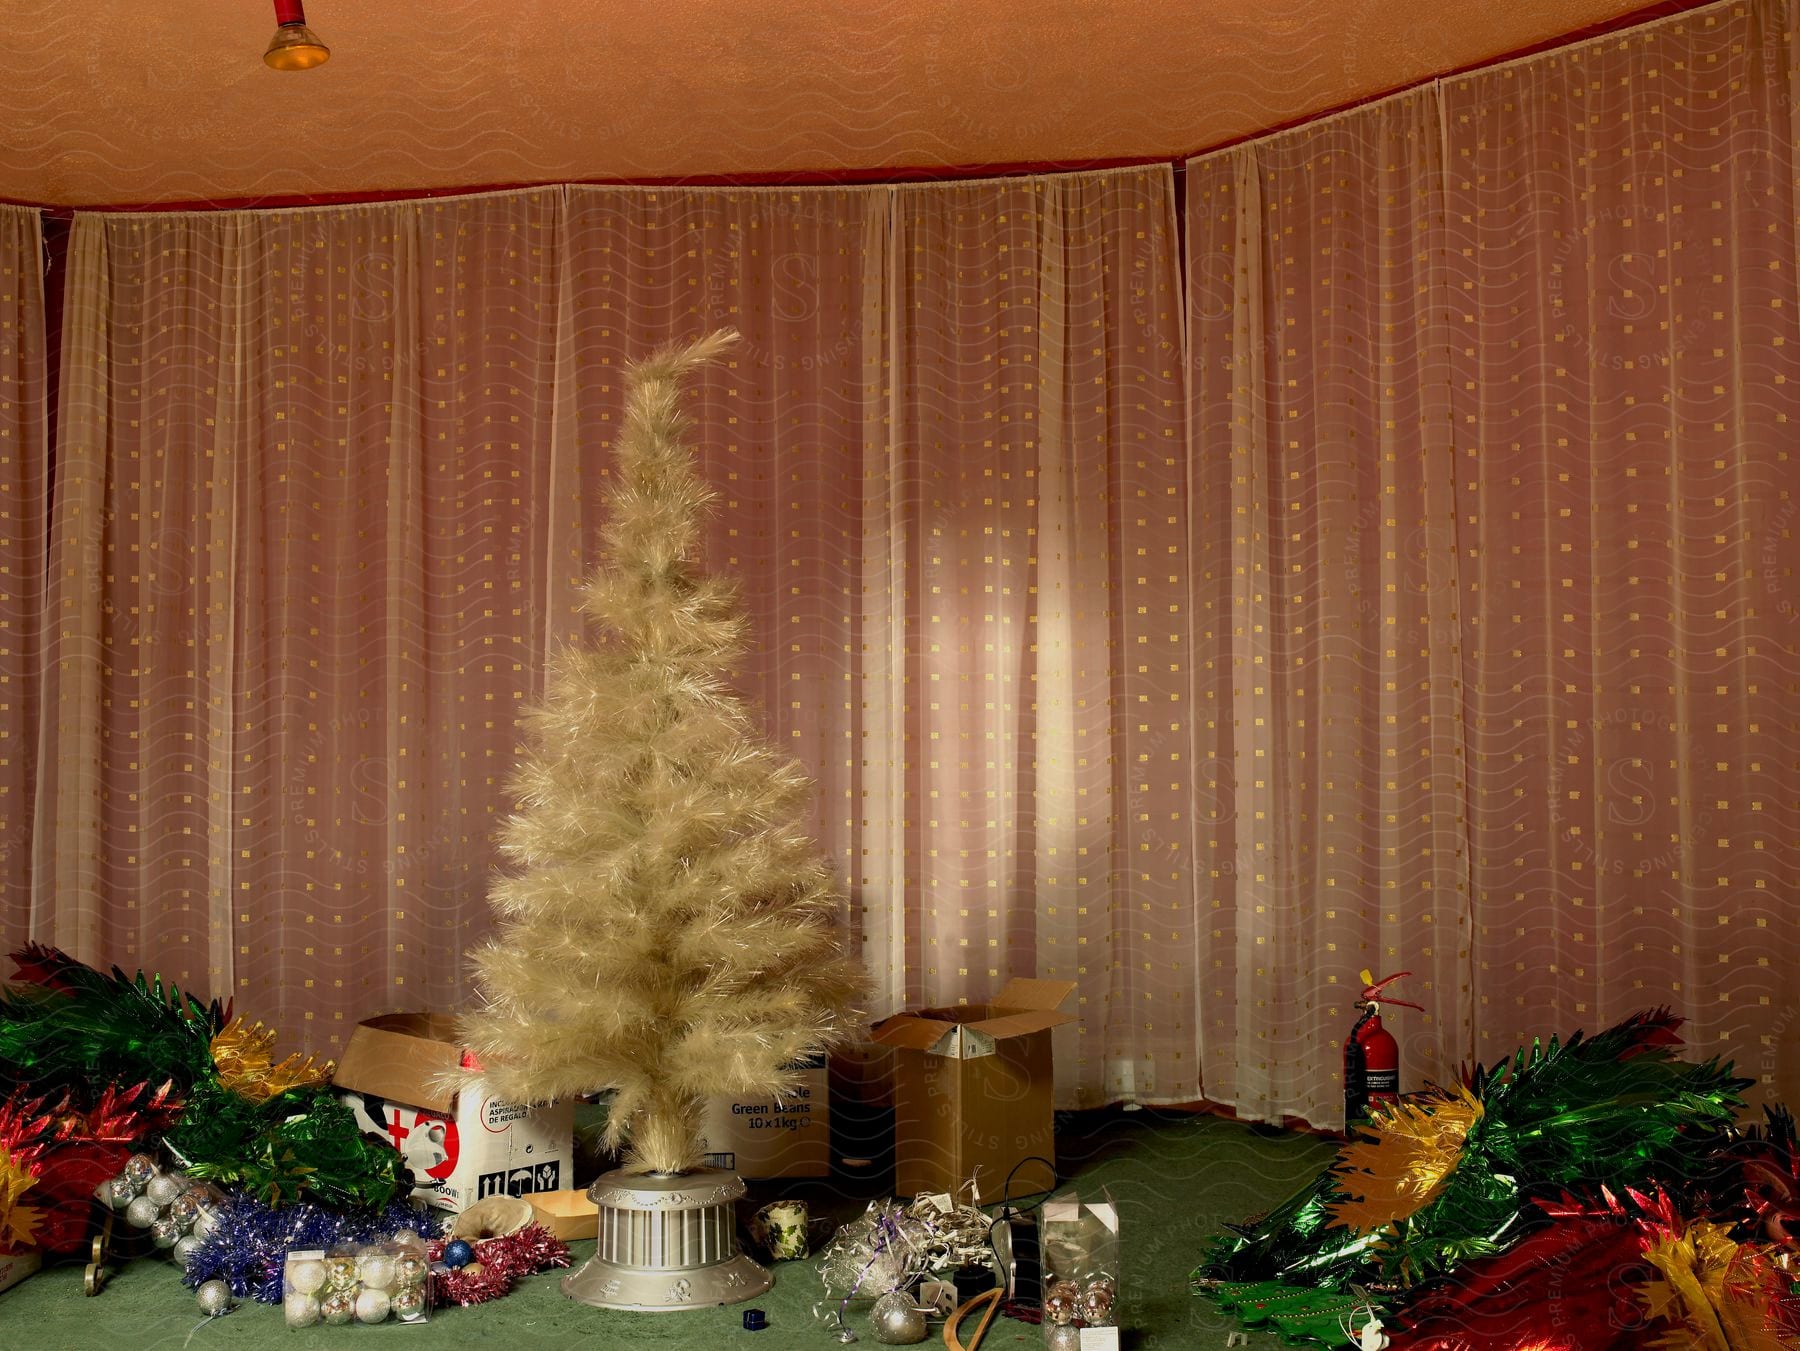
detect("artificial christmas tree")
[458,329,864,1310]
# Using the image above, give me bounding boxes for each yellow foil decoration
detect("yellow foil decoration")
[0,1145,43,1253]
[210,1016,333,1103]
[1638,1220,1799,1351]
[1327,1085,1484,1235]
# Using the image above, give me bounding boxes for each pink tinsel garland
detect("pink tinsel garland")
[427,1222,570,1306]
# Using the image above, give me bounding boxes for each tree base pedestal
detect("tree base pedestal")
[560,1168,771,1312]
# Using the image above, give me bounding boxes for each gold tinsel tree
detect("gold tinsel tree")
[460,330,864,1175]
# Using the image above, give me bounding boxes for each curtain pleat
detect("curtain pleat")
[0,206,46,957]
[1186,91,1473,1125]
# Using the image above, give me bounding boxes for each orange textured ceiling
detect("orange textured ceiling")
[4,0,1662,207]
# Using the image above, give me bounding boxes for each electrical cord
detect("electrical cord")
[985,1153,1056,1322]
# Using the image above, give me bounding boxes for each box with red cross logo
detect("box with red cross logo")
[332,1012,575,1213]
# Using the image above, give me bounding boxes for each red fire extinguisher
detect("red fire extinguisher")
[1343,969,1423,1130]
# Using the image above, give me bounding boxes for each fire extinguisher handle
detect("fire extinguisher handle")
[1357,969,1423,1010]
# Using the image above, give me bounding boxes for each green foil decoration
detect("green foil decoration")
[1195,1009,1751,1336]
[1,944,406,1210]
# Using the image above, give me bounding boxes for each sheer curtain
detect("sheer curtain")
[1186,91,1472,1125]
[875,170,1189,1104]
[0,206,45,957]
[1187,0,1800,1123]
[35,171,1192,1107]
[1441,0,1800,1106]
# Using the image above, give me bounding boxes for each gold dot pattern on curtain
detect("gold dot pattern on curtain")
[1442,0,1800,1111]
[1186,90,1472,1125]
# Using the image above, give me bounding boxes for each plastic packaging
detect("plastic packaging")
[1038,1186,1120,1347]
[283,1233,431,1328]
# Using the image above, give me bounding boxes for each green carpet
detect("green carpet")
[0,1109,1334,1350]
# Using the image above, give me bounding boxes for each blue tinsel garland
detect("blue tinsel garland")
[182,1194,442,1304]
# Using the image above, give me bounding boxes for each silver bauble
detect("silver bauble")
[125,1195,162,1229]
[150,1215,182,1249]
[145,1172,183,1207]
[196,1279,234,1317]
[357,1251,397,1292]
[1044,1279,1081,1327]
[869,1291,927,1345]
[285,1258,327,1295]
[320,1290,357,1326]
[1045,1326,1083,1351]
[104,1176,139,1210]
[392,1285,427,1321]
[166,1193,200,1232]
[174,1235,204,1267]
[122,1154,157,1189]
[284,1291,321,1328]
[355,1286,392,1324]
[191,1205,221,1240]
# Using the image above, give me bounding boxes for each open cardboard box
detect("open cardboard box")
[870,978,1076,1204]
[332,1012,574,1214]
[528,1188,599,1242]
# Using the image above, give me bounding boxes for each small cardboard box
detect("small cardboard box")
[0,1249,40,1294]
[528,1189,599,1242]
[697,1054,828,1178]
[332,1012,574,1214]
[870,978,1077,1204]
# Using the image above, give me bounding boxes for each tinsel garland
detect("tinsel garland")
[181,1194,440,1304]
[1195,1009,1780,1347]
[0,945,408,1211]
[1384,1189,1800,1350]
[168,1080,408,1209]
[0,1081,180,1253]
[426,1224,570,1306]
[1198,1009,1747,1295]
[0,945,225,1098]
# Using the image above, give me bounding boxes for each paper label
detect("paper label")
[1079,1330,1121,1350]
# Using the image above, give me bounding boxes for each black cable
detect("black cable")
[985,1153,1056,1318]
[998,1153,1056,1219]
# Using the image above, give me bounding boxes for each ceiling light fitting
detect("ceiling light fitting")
[265,0,329,71]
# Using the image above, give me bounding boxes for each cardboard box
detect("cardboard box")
[870,978,1077,1204]
[528,1189,599,1242]
[0,1249,40,1294]
[698,1054,828,1178]
[332,1012,574,1214]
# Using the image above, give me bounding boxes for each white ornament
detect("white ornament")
[285,1258,328,1295]
[283,1291,321,1329]
[355,1287,392,1324]
[357,1252,397,1292]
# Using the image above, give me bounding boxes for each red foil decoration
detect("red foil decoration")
[427,1223,570,1306]
[1385,1208,1652,1350]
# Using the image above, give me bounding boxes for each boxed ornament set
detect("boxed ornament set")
[281,1237,432,1328]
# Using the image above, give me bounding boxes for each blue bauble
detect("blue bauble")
[442,1238,475,1270]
